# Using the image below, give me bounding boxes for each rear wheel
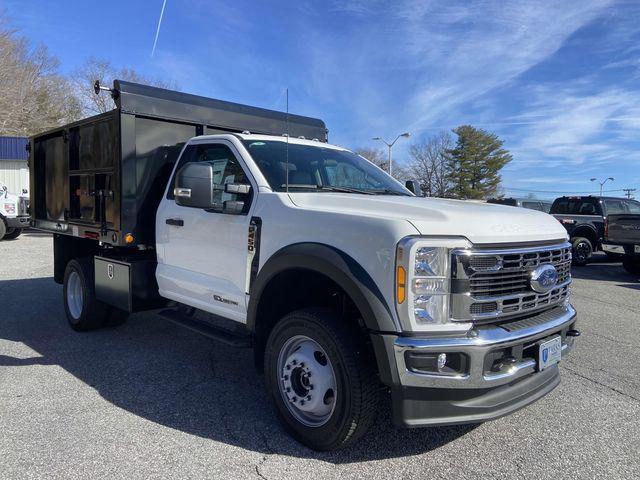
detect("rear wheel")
[571,237,593,266]
[63,258,110,331]
[264,308,379,451]
[622,256,640,275]
[0,220,6,240]
[3,227,22,240]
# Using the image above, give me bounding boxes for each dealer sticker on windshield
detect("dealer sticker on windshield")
[538,336,562,371]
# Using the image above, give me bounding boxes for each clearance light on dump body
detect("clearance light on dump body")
[125,233,135,244]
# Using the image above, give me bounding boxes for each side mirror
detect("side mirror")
[405,180,422,196]
[174,162,216,209]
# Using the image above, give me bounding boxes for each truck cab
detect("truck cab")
[0,182,29,240]
[30,81,579,451]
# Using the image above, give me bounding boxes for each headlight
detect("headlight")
[4,203,15,214]
[395,237,471,332]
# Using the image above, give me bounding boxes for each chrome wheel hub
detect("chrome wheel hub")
[277,335,336,427]
[66,271,83,320]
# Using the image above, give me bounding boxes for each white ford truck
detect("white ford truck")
[30,81,579,450]
[0,182,29,240]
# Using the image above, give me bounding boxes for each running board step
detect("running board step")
[157,308,251,348]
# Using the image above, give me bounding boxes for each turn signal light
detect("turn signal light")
[124,233,134,244]
[396,266,406,304]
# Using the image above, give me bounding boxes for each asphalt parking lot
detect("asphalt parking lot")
[1,233,639,479]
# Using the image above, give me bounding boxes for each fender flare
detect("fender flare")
[570,223,599,243]
[246,242,398,333]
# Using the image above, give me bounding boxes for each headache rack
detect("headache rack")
[29,80,328,247]
[451,242,572,322]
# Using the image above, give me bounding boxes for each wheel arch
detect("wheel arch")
[570,224,599,246]
[248,243,398,371]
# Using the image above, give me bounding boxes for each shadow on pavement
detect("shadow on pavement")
[0,276,473,463]
[570,253,639,285]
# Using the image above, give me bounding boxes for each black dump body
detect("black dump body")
[30,80,327,247]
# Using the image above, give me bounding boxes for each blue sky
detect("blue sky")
[4,0,640,198]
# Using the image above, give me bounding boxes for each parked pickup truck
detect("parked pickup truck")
[603,212,640,274]
[0,182,29,240]
[550,195,640,265]
[487,197,552,213]
[30,81,580,450]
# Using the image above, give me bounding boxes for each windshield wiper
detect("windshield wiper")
[281,184,374,195]
[369,189,411,196]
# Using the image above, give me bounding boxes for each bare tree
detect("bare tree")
[72,57,177,115]
[0,12,82,136]
[406,131,453,197]
[354,147,387,170]
[354,147,408,182]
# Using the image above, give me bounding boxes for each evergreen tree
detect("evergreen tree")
[445,125,512,199]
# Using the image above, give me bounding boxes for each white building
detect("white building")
[0,136,29,194]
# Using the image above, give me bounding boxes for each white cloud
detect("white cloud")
[508,87,640,166]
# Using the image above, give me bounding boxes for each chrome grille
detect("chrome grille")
[451,243,572,322]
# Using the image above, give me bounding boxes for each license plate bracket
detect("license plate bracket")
[537,336,562,371]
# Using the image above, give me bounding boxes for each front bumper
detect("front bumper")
[602,243,625,255]
[371,304,577,427]
[5,215,30,228]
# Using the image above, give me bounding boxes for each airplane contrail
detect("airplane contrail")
[151,0,168,57]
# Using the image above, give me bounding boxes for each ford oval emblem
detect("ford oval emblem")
[530,264,558,293]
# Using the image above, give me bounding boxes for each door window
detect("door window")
[604,199,626,215]
[168,143,250,209]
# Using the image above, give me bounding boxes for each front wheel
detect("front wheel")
[264,308,379,451]
[3,227,22,240]
[571,237,593,266]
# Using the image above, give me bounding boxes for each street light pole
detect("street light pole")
[372,132,411,176]
[590,177,614,196]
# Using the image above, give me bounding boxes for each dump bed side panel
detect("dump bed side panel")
[120,114,198,246]
[30,111,120,239]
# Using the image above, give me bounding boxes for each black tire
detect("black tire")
[0,220,6,240]
[63,258,110,331]
[571,237,593,266]
[622,256,640,275]
[264,308,379,451]
[3,227,22,240]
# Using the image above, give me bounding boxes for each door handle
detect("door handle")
[165,218,184,227]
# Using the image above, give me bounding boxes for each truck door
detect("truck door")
[156,141,256,323]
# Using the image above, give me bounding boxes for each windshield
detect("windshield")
[242,140,410,195]
[604,199,640,214]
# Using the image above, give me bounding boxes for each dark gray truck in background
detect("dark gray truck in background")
[603,213,640,274]
[550,196,640,265]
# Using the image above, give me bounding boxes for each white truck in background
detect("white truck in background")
[0,182,29,240]
[30,81,580,450]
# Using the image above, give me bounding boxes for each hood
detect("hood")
[288,193,567,245]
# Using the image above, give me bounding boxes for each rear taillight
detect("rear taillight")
[604,218,609,238]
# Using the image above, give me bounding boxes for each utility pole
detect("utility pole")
[623,188,636,199]
[372,132,411,176]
